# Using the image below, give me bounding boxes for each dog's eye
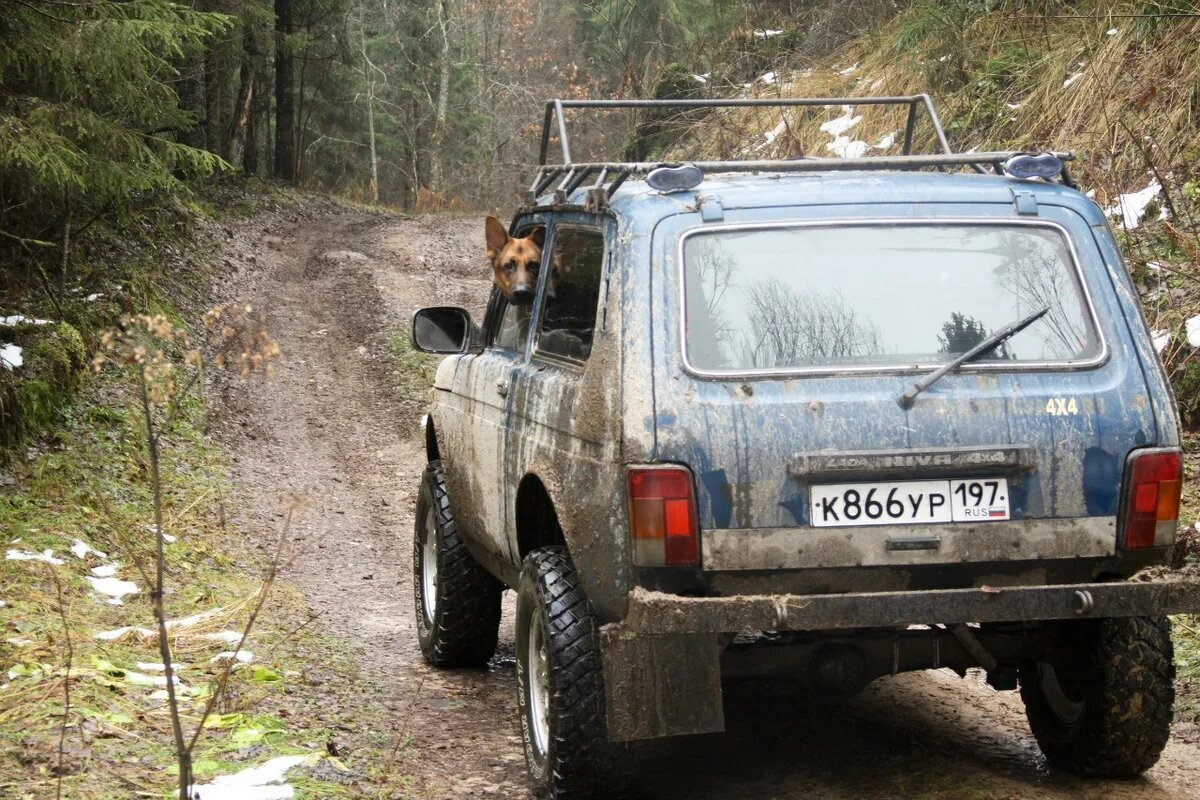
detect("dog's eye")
[505,261,517,272]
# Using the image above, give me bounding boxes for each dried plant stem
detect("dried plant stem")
[48,567,72,800]
[140,368,190,800]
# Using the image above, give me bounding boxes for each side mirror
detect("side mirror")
[412,306,473,354]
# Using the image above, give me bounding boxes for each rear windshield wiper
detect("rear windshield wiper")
[897,307,1049,409]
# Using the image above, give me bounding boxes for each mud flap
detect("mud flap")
[599,628,724,741]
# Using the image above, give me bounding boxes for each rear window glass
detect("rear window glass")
[683,224,1101,373]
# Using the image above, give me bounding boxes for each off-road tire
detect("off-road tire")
[1019,616,1174,777]
[516,547,610,799]
[413,459,502,667]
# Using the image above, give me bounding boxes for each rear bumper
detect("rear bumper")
[599,571,1200,743]
[614,573,1200,634]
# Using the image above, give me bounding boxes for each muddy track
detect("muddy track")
[217,200,1200,799]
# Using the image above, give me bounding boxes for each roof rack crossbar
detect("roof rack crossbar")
[539,95,955,166]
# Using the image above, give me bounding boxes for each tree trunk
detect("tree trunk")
[273,0,296,182]
[228,24,258,168]
[428,0,451,193]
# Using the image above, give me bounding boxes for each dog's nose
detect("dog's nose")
[510,287,534,306]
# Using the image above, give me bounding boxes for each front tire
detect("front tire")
[516,547,609,799]
[413,459,502,667]
[1019,616,1174,777]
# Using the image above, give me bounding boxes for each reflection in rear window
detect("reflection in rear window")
[683,224,1101,372]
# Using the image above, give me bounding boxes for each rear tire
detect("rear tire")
[413,459,502,667]
[1019,616,1174,777]
[516,547,610,799]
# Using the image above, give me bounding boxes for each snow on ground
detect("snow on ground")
[819,106,862,137]
[1062,64,1086,89]
[87,575,140,605]
[1187,316,1200,348]
[6,548,64,565]
[1106,178,1169,229]
[0,344,22,370]
[70,538,108,560]
[0,315,51,326]
[1152,329,1171,355]
[753,29,783,39]
[189,755,312,800]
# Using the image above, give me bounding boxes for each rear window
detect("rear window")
[683,223,1102,373]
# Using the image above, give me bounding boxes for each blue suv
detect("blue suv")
[411,96,1200,799]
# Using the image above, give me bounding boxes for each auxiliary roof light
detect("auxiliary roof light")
[646,163,705,193]
[1002,153,1064,181]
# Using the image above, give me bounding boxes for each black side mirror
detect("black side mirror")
[412,306,473,354]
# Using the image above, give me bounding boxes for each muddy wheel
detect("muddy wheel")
[413,459,501,667]
[1019,616,1174,777]
[516,547,610,799]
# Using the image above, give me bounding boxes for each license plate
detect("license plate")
[810,478,1010,528]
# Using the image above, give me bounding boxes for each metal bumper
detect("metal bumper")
[614,576,1200,635]
[600,575,1200,743]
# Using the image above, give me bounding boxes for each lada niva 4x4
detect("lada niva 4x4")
[410,96,1200,798]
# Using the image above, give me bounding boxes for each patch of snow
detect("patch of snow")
[6,637,33,647]
[819,106,862,137]
[0,315,51,326]
[87,576,139,604]
[837,63,859,76]
[0,344,23,370]
[691,74,708,84]
[136,662,170,672]
[190,755,311,800]
[1006,102,1022,110]
[1062,66,1086,89]
[211,651,254,664]
[868,78,884,91]
[938,54,950,63]
[95,626,155,641]
[203,631,246,645]
[6,548,64,565]
[85,293,103,302]
[873,132,897,150]
[827,137,870,159]
[1106,178,1168,229]
[70,538,107,560]
[1146,261,1164,273]
[1152,329,1170,354]
[164,533,177,544]
[758,71,777,85]
[1085,189,1096,199]
[756,120,788,151]
[123,670,187,689]
[91,564,119,578]
[0,600,7,608]
[1187,316,1200,348]
[752,29,783,39]
[1107,28,1118,36]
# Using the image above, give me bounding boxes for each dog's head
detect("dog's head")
[486,216,544,306]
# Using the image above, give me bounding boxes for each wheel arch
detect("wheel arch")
[515,472,567,560]
[423,414,440,462]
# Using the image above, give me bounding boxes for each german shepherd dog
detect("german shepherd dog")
[485,215,544,306]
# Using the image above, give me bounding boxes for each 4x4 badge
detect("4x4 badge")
[1045,397,1080,416]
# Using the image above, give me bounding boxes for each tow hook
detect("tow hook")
[1072,589,1095,616]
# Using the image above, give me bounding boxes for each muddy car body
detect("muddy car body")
[410,96,1200,798]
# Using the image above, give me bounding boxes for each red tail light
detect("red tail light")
[1123,449,1182,549]
[627,467,699,566]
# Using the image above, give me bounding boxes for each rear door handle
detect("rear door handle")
[496,379,507,397]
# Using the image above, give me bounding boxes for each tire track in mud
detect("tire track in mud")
[218,201,1200,799]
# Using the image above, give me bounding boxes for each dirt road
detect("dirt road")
[217,200,1200,799]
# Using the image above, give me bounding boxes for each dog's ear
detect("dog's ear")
[528,227,546,249]
[485,215,509,259]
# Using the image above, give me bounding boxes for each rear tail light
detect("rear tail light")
[627,466,699,566]
[1123,449,1182,549]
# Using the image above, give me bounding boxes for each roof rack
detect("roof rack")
[530,95,1075,208]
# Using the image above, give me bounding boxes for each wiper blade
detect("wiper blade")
[897,307,1049,409]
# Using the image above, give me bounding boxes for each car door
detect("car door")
[441,221,545,562]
